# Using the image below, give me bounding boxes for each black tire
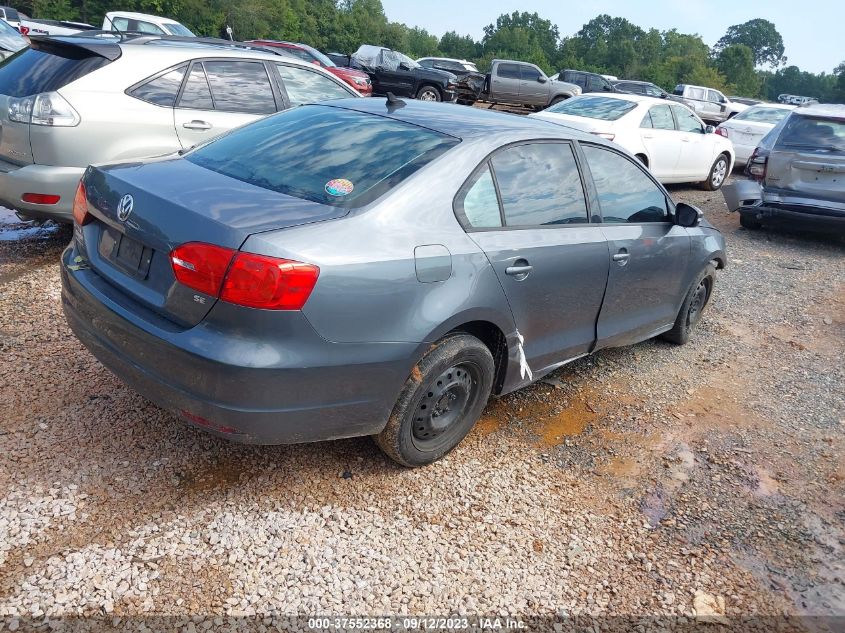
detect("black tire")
[415,85,442,102]
[739,212,762,230]
[374,334,494,467]
[661,264,716,345]
[549,95,567,107]
[701,153,730,191]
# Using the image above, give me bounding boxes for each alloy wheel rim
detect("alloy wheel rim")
[411,363,479,451]
[712,159,727,187]
[419,89,438,101]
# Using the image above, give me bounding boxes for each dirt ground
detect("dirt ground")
[0,177,843,630]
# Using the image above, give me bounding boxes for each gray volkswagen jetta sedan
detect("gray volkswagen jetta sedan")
[61,98,726,467]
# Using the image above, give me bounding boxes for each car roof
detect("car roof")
[417,56,472,63]
[320,97,600,142]
[105,11,181,25]
[794,104,845,118]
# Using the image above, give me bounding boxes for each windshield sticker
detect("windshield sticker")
[325,179,354,197]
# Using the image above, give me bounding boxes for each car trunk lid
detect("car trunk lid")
[78,158,349,328]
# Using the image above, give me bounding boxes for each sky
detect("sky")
[380,0,843,74]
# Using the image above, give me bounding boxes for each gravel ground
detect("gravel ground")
[0,179,843,630]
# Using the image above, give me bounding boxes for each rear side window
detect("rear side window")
[672,105,703,133]
[497,63,520,79]
[490,143,588,226]
[186,105,459,208]
[456,165,502,228]
[178,64,214,109]
[276,63,351,106]
[777,115,845,151]
[0,46,112,97]
[583,145,668,223]
[129,65,186,106]
[203,61,276,114]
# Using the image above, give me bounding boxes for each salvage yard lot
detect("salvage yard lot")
[0,181,843,623]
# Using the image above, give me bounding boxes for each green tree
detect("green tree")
[714,19,785,68]
[439,31,478,60]
[716,44,760,96]
[482,11,559,73]
[32,0,78,20]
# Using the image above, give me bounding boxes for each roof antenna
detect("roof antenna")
[386,92,406,109]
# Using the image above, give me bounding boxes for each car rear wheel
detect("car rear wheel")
[661,264,716,345]
[701,154,729,191]
[374,334,494,467]
[416,85,442,102]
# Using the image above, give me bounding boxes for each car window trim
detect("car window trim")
[177,58,281,114]
[453,139,595,232]
[125,61,189,108]
[176,60,216,111]
[575,141,675,225]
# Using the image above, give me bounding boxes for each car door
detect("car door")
[492,63,521,102]
[670,104,713,179]
[579,143,690,348]
[274,62,355,106]
[173,59,279,150]
[706,90,728,122]
[517,64,548,105]
[639,104,681,179]
[374,49,415,97]
[456,142,610,375]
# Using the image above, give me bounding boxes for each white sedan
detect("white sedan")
[529,94,735,190]
[715,103,795,166]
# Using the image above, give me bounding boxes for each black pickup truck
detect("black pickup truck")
[327,45,461,102]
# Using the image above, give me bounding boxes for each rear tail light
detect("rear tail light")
[22,193,60,205]
[715,126,729,138]
[72,182,92,225]
[746,148,768,182]
[7,92,80,126]
[170,242,319,310]
[591,132,616,141]
[19,25,28,35]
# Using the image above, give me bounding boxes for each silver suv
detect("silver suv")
[0,34,358,221]
[722,104,845,234]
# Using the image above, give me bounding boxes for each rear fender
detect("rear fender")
[721,180,762,212]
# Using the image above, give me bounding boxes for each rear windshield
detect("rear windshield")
[0,46,111,97]
[186,105,460,208]
[777,115,845,152]
[732,106,792,125]
[545,95,637,120]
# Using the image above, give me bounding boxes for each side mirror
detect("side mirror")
[537,75,547,83]
[398,62,411,71]
[675,202,703,228]
[603,85,612,91]
[705,125,715,134]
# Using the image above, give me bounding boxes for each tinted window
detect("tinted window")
[276,64,351,105]
[546,95,637,121]
[187,105,459,208]
[0,46,111,97]
[491,143,588,226]
[583,146,668,223]
[129,65,186,106]
[586,75,606,92]
[672,105,703,133]
[621,83,643,94]
[521,66,541,82]
[777,115,845,151]
[644,84,663,97]
[732,106,792,124]
[178,63,214,109]
[497,63,520,79]
[203,60,276,114]
[649,105,675,130]
[3,8,19,20]
[457,165,502,228]
[418,59,433,68]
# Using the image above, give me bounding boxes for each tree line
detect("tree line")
[21,0,845,102]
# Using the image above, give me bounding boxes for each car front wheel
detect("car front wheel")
[416,85,442,102]
[661,264,716,345]
[701,154,729,191]
[375,333,494,467]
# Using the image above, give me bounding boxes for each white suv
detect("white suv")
[0,34,359,221]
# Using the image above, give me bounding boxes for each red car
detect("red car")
[248,40,372,96]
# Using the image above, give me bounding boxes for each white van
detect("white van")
[103,11,195,36]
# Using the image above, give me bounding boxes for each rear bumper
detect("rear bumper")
[61,246,416,444]
[0,160,82,222]
[739,203,845,234]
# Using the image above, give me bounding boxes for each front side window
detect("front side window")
[134,20,166,34]
[586,75,606,92]
[583,145,669,223]
[497,63,520,79]
[129,65,186,106]
[671,105,703,133]
[648,104,675,130]
[644,85,663,97]
[457,165,502,228]
[187,105,459,208]
[178,63,214,109]
[520,66,541,82]
[491,143,588,226]
[276,64,352,106]
[418,59,433,68]
[203,60,276,114]
[708,90,723,104]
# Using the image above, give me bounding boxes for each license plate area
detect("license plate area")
[99,226,153,279]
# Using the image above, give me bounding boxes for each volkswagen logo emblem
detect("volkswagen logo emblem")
[116,194,134,222]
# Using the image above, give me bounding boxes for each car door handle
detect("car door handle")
[642,134,654,139]
[505,265,533,276]
[681,137,691,142]
[183,120,212,131]
[612,250,629,265]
